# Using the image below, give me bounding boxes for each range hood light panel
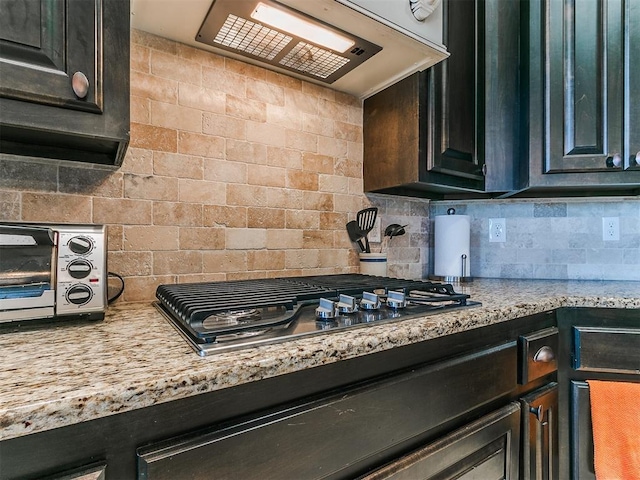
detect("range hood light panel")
[250,2,355,53]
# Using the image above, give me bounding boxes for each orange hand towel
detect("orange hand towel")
[588,380,640,480]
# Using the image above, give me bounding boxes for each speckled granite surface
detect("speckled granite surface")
[1,279,639,441]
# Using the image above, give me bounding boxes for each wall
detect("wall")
[0,30,430,303]
[431,198,640,281]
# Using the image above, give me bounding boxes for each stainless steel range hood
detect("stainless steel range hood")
[130,0,448,99]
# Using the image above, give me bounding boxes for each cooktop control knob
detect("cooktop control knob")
[386,290,407,309]
[67,259,93,279]
[360,291,381,310]
[68,236,93,255]
[66,284,93,305]
[337,294,358,314]
[315,298,337,320]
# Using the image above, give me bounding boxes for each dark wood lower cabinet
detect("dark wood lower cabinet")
[556,308,640,480]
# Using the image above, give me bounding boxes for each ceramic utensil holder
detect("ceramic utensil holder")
[359,253,387,276]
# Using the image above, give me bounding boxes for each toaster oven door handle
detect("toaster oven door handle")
[0,225,55,246]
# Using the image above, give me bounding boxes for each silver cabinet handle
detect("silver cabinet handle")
[72,71,90,99]
[533,346,555,363]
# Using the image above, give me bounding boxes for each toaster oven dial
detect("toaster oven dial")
[68,236,93,255]
[66,284,93,305]
[67,259,93,279]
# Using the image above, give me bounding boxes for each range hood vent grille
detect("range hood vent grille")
[197,0,382,84]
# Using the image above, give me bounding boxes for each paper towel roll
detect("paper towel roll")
[434,214,471,278]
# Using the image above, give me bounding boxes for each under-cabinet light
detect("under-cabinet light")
[250,2,355,53]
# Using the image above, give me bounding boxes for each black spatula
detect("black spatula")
[346,221,366,252]
[356,207,378,253]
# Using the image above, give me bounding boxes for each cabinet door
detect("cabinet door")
[362,403,521,480]
[0,0,101,113]
[520,383,559,480]
[628,0,640,170]
[545,0,625,174]
[427,0,483,182]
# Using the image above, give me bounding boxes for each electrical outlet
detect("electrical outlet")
[602,217,620,241]
[369,218,381,243]
[489,218,506,243]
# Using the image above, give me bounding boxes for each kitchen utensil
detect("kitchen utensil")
[384,224,407,238]
[346,221,366,252]
[356,207,378,253]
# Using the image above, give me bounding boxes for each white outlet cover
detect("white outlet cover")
[369,218,382,243]
[489,218,506,243]
[602,217,620,241]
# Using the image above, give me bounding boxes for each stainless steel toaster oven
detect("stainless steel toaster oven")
[0,223,107,324]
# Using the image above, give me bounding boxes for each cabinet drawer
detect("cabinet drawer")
[518,327,558,384]
[361,403,521,480]
[573,326,640,374]
[138,343,517,480]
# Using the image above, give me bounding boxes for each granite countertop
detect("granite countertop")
[1,278,639,441]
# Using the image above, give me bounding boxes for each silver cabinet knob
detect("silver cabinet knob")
[606,153,622,168]
[635,151,640,166]
[72,71,90,99]
[409,0,441,21]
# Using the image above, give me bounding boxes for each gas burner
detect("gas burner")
[154,274,481,356]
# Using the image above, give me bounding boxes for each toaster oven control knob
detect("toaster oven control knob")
[66,284,93,305]
[360,291,381,310]
[68,236,93,255]
[316,298,337,320]
[386,290,407,309]
[67,259,93,279]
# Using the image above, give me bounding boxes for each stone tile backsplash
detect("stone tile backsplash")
[430,198,640,281]
[0,30,429,303]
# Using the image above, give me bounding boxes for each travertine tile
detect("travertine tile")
[266,188,304,209]
[285,129,317,152]
[150,50,201,85]
[302,114,334,137]
[130,43,150,73]
[131,95,150,123]
[247,250,286,270]
[150,101,202,133]
[225,228,267,249]
[247,81,285,107]
[285,89,318,115]
[303,153,334,174]
[247,165,286,188]
[320,212,348,230]
[122,148,153,175]
[154,152,203,180]
[285,249,320,269]
[304,191,333,211]
[202,250,248,272]
[318,98,349,122]
[108,251,153,276]
[106,224,124,251]
[132,29,177,55]
[153,202,202,226]
[130,122,177,152]
[178,179,226,205]
[177,43,225,69]
[266,147,303,169]
[225,57,267,80]
[203,159,247,184]
[227,184,268,207]
[124,173,179,201]
[124,225,180,251]
[130,71,178,104]
[248,207,285,229]
[93,198,152,225]
[226,95,267,123]
[286,170,318,191]
[179,227,225,250]
[202,67,246,97]
[266,229,304,249]
[203,205,247,228]
[246,121,286,147]
[22,193,92,223]
[303,230,333,249]
[202,113,245,139]
[334,121,362,142]
[154,250,203,275]
[178,132,224,158]
[226,139,267,164]
[286,210,319,229]
[179,84,225,114]
[0,191,20,220]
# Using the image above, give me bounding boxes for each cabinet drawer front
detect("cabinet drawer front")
[361,403,521,480]
[138,343,517,480]
[573,326,640,374]
[518,327,558,384]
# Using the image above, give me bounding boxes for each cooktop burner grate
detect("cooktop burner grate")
[155,274,480,355]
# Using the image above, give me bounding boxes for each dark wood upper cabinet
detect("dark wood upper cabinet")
[363,0,519,199]
[519,0,640,194]
[0,0,130,167]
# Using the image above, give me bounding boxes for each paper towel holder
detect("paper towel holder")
[428,208,474,283]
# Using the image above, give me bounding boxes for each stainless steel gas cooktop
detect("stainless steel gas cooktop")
[154,274,481,356]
